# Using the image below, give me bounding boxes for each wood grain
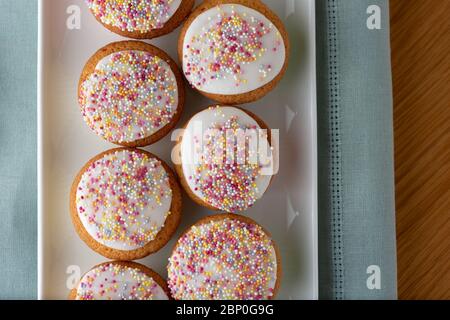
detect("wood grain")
[390,0,450,300]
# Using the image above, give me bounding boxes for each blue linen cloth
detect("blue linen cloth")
[317,0,397,299]
[0,0,38,299]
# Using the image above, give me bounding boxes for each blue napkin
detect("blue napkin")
[0,0,37,299]
[317,0,397,299]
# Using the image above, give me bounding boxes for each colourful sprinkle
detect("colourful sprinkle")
[186,106,269,213]
[76,149,172,250]
[167,217,277,300]
[76,263,168,300]
[86,0,181,33]
[79,50,178,144]
[183,5,283,90]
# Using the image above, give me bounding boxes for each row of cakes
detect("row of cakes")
[70,0,289,300]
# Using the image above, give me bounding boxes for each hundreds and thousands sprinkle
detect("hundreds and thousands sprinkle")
[79,50,178,144]
[76,150,172,249]
[168,218,277,300]
[183,5,283,88]
[86,0,180,33]
[189,111,264,213]
[76,263,168,300]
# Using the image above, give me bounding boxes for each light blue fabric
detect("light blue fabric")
[0,0,38,299]
[317,0,397,299]
[0,0,396,299]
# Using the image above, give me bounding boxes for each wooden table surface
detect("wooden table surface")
[390,0,449,300]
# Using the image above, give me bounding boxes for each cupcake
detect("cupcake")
[86,0,195,39]
[168,214,281,300]
[179,0,290,104]
[70,148,182,260]
[69,261,170,300]
[78,41,184,147]
[175,105,276,213]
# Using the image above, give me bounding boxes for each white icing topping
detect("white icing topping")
[79,50,179,144]
[180,106,273,212]
[182,4,286,95]
[76,149,172,250]
[76,263,169,300]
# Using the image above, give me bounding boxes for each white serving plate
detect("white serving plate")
[38,0,317,300]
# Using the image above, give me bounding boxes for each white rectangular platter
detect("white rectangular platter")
[38,0,317,300]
